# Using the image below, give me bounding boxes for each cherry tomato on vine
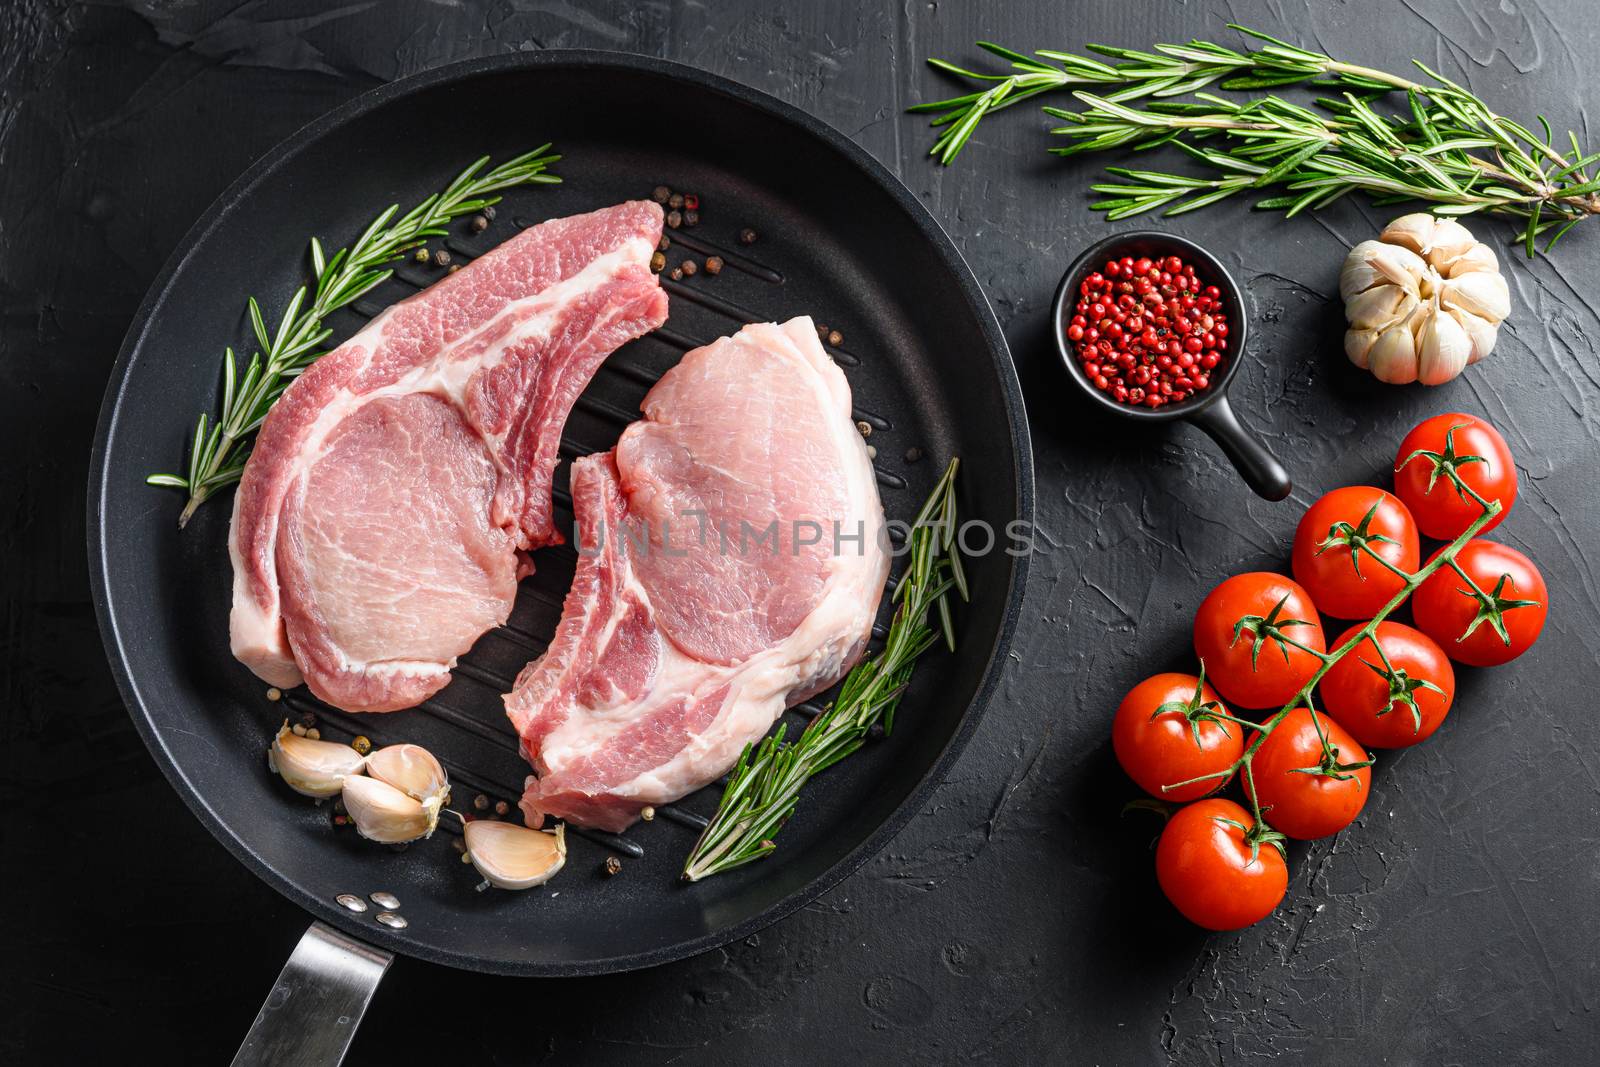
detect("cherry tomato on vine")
[1193,573,1327,709]
[1112,673,1244,801]
[1394,413,1516,540]
[1292,486,1420,619]
[1320,622,1455,749]
[1413,539,1548,667]
[1244,707,1371,839]
[1155,798,1288,931]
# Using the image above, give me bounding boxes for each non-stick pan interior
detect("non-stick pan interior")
[91,53,1029,975]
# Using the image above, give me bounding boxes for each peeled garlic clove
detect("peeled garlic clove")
[1345,283,1412,330]
[365,743,449,807]
[1441,271,1510,324]
[342,774,441,843]
[1449,307,1498,364]
[464,821,567,890]
[1416,306,1472,385]
[1379,212,1438,254]
[268,722,366,798]
[1344,328,1379,368]
[1368,322,1420,384]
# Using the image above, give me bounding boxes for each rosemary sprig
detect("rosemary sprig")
[146,146,562,526]
[913,26,1600,253]
[682,459,967,882]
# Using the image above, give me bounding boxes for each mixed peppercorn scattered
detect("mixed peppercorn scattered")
[1067,253,1229,409]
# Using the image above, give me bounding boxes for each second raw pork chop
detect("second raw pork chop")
[505,317,890,831]
[229,201,668,712]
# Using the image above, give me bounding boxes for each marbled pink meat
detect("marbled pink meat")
[228,201,668,712]
[505,317,889,832]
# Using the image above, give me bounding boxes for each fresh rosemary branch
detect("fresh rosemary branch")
[146,146,562,526]
[913,25,1600,253]
[682,458,968,882]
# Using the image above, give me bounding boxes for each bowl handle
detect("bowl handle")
[1186,395,1292,501]
[231,922,392,1067]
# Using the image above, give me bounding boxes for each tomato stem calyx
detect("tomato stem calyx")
[1360,656,1445,735]
[1231,594,1320,670]
[1150,662,1234,745]
[1315,500,1399,580]
[1452,570,1541,647]
[1396,424,1489,506]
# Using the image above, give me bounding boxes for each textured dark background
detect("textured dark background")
[4,0,1598,1063]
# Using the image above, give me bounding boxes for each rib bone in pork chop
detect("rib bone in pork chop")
[504,317,890,831]
[229,201,668,712]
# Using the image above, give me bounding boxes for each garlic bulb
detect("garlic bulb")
[364,744,450,807]
[268,722,366,798]
[463,820,567,889]
[1340,213,1508,385]
[341,773,443,844]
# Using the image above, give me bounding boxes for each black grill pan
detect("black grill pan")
[88,50,1031,1060]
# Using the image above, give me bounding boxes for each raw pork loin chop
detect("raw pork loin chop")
[229,201,668,712]
[504,316,890,831]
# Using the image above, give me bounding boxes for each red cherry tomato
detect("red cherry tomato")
[1320,622,1455,748]
[1113,673,1244,801]
[1413,540,1548,666]
[1156,798,1288,931]
[1193,573,1327,709]
[1394,413,1516,540]
[1244,707,1371,839]
[1292,486,1420,619]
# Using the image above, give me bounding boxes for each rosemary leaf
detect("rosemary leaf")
[682,459,967,882]
[146,145,562,526]
[912,25,1599,252]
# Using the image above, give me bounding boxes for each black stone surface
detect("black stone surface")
[3,1,1597,1062]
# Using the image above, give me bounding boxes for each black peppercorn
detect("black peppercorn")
[652,185,671,203]
[739,227,757,245]
[494,800,510,816]
[473,793,489,811]
[681,259,698,277]
[471,214,489,233]
[433,249,451,267]
[658,235,670,252]
[603,856,623,877]
[668,193,684,210]
[666,210,682,229]
[482,205,496,220]
[705,255,723,276]
[683,210,699,227]
[669,267,683,281]
[905,447,923,463]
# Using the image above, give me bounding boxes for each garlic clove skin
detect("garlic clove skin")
[1368,323,1420,384]
[1340,241,1426,301]
[1426,219,1479,266]
[1445,240,1499,278]
[268,722,366,798]
[364,743,449,807]
[341,773,441,844]
[1344,328,1379,369]
[1416,306,1473,385]
[463,820,567,890]
[1441,271,1510,324]
[1378,213,1438,255]
[1449,307,1498,364]
[1345,282,1415,330]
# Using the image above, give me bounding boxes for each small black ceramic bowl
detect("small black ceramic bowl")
[1052,231,1291,501]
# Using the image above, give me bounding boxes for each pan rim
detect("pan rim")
[87,48,1034,977]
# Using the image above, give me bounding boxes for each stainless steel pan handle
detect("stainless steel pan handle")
[231,922,392,1067]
